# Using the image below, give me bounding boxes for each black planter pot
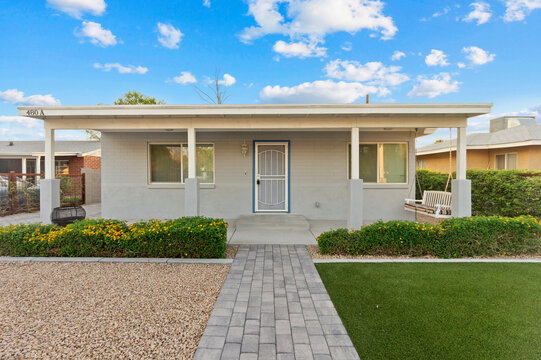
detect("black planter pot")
[51,206,86,226]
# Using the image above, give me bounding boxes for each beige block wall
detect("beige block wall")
[417,150,489,172]
[417,146,541,171]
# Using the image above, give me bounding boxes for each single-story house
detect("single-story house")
[417,115,541,172]
[17,103,491,226]
[0,141,101,175]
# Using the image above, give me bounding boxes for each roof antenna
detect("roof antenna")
[366,94,369,104]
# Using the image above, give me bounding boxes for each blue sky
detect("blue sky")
[0,0,540,145]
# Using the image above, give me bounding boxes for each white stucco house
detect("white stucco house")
[18,103,491,228]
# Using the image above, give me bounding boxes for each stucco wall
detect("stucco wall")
[417,150,490,172]
[101,131,416,222]
[488,146,541,170]
[418,146,541,171]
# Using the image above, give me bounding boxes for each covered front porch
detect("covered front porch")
[18,103,491,228]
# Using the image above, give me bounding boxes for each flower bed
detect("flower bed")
[0,217,227,258]
[317,216,541,258]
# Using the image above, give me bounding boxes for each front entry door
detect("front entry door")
[254,142,289,212]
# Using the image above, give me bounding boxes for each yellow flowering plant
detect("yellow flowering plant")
[0,217,228,258]
[317,215,541,258]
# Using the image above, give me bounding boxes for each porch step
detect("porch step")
[235,214,310,230]
[230,215,315,245]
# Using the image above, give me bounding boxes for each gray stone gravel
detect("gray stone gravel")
[0,262,230,359]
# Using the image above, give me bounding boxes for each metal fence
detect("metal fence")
[0,172,85,216]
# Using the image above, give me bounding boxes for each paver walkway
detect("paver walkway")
[194,245,360,360]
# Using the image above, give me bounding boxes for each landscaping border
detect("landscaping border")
[0,256,233,264]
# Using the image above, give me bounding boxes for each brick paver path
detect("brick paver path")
[194,245,360,360]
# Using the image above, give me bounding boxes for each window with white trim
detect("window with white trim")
[348,143,408,183]
[495,153,517,170]
[148,143,215,184]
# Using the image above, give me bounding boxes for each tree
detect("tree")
[86,91,166,140]
[114,90,166,105]
[194,70,230,104]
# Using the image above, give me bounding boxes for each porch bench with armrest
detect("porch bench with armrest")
[404,190,452,218]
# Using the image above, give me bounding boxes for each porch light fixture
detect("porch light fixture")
[241,140,248,157]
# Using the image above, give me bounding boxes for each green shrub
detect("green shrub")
[317,216,541,258]
[416,169,541,217]
[0,217,227,258]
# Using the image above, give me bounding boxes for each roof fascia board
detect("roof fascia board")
[41,115,469,130]
[18,103,492,119]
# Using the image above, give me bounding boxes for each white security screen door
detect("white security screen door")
[255,142,289,212]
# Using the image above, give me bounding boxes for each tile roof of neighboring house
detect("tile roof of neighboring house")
[0,141,101,157]
[417,124,541,155]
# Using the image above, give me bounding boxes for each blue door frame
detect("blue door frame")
[252,140,291,213]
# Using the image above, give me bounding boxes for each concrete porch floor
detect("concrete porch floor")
[227,215,347,245]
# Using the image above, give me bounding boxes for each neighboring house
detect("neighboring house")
[0,141,101,175]
[416,116,541,172]
[17,103,491,225]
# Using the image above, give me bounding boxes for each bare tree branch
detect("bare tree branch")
[193,69,229,104]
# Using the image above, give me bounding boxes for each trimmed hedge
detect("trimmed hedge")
[416,169,541,217]
[0,217,227,258]
[317,216,541,258]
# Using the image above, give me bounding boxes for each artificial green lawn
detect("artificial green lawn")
[316,263,541,360]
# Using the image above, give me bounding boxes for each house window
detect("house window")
[55,160,69,175]
[416,159,426,169]
[39,158,70,175]
[348,143,408,184]
[495,153,517,170]
[149,143,215,184]
[26,158,36,174]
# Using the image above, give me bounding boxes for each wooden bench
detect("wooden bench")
[404,191,452,218]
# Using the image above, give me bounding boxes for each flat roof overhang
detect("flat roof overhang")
[18,103,493,136]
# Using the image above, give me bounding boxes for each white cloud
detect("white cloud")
[391,51,406,61]
[420,6,451,21]
[408,73,460,98]
[425,49,449,67]
[46,0,106,18]
[462,46,495,65]
[218,74,236,86]
[239,0,397,47]
[272,40,327,58]
[324,59,409,87]
[503,0,541,21]
[341,42,353,51]
[457,62,466,68]
[157,22,183,49]
[203,0,211,7]
[463,2,492,25]
[0,116,41,128]
[0,89,60,106]
[77,21,117,47]
[173,71,197,84]
[260,80,381,103]
[93,63,148,74]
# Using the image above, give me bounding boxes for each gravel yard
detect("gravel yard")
[0,262,230,359]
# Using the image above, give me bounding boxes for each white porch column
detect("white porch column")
[351,127,359,180]
[451,127,471,217]
[36,155,41,181]
[40,127,60,224]
[184,127,200,216]
[21,158,26,179]
[348,127,363,228]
